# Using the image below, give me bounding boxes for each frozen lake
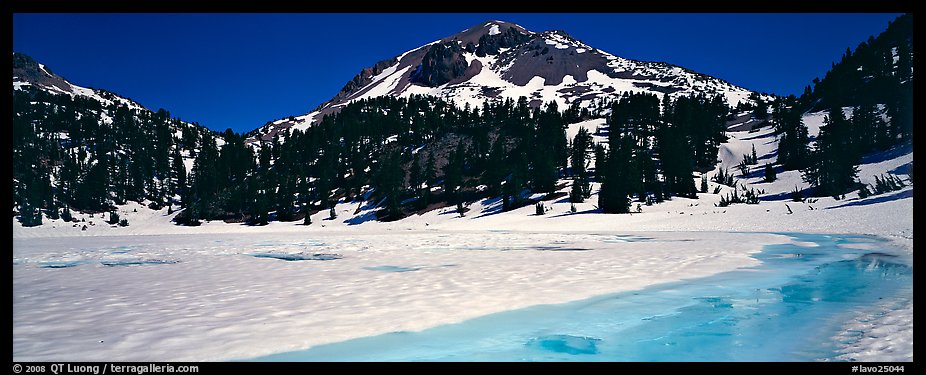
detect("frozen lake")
[12,231,912,361]
[254,233,912,361]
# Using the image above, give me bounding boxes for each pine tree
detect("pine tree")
[569,179,585,203]
[374,150,403,219]
[502,157,526,212]
[409,152,422,195]
[802,107,861,197]
[570,127,591,178]
[171,148,187,206]
[737,159,751,178]
[599,135,634,213]
[656,121,697,198]
[184,202,201,226]
[752,93,768,120]
[456,202,466,217]
[249,189,269,226]
[107,210,120,225]
[529,102,564,194]
[57,153,80,207]
[568,128,593,203]
[60,206,74,222]
[76,155,110,211]
[774,96,811,170]
[276,176,297,221]
[482,139,508,196]
[443,141,465,203]
[593,143,606,180]
[424,150,437,188]
[18,196,42,227]
[763,163,777,182]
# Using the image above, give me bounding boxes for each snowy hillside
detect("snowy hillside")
[16,110,914,248]
[14,52,147,114]
[12,52,221,153]
[12,52,232,225]
[250,21,756,142]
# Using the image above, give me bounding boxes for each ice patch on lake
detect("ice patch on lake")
[38,260,88,269]
[364,265,421,273]
[527,334,601,355]
[249,252,342,261]
[100,259,179,267]
[601,234,653,243]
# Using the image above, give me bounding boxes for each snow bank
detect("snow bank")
[835,300,913,362]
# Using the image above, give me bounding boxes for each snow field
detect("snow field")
[15,231,782,361]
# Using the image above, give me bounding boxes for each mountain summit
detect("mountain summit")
[252,20,754,140]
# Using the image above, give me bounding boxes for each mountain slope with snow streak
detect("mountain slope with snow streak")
[14,52,150,114]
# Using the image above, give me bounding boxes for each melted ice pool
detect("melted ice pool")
[254,233,912,361]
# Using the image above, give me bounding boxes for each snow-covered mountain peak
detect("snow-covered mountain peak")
[249,21,756,142]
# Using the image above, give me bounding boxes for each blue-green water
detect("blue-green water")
[253,233,912,361]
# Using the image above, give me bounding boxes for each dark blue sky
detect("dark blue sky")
[13,13,902,133]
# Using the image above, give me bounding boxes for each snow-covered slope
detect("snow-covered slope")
[18,110,914,251]
[12,52,223,171]
[13,52,148,113]
[250,21,756,142]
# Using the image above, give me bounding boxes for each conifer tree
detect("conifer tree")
[423,150,437,189]
[593,143,606,180]
[764,163,777,182]
[107,210,120,225]
[599,135,634,213]
[252,190,269,226]
[374,150,403,219]
[409,152,422,194]
[570,127,591,178]
[774,96,810,170]
[482,139,508,196]
[754,97,768,120]
[18,197,42,227]
[276,176,296,221]
[61,205,74,222]
[530,102,565,194]
[443,141,466,203]
[802,107,861,197]
[171,148,187,206]
[656,120,697,198]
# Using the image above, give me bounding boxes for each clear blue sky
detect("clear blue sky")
[13,13,902,134]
